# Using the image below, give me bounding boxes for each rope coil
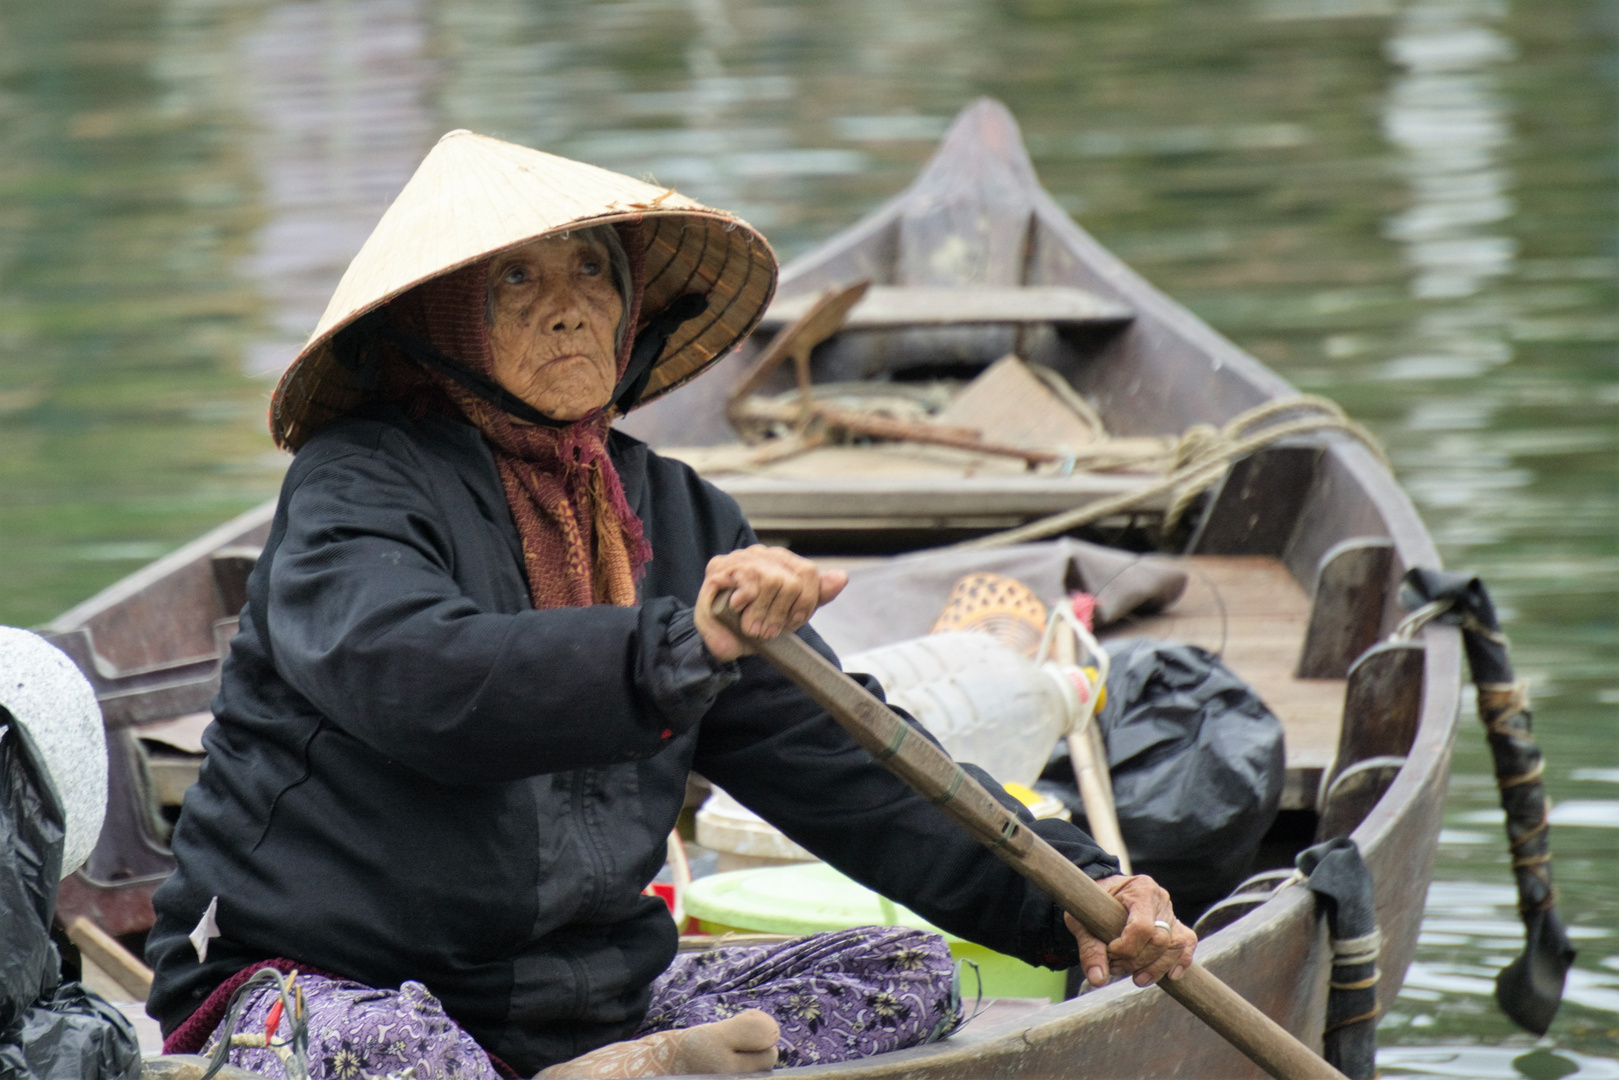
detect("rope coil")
[1330,930,1382,968]
[948,394,1388,552]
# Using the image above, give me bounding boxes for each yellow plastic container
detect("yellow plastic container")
[683,862,1068,1003]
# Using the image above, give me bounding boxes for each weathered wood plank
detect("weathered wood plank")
[1316,756,1407,842]
[749,516,1027,534]
[146,754,201,807]
[1295,538,1395,679]
[1187,444,1322,557]
[65,916,154,1000]
[758,285,1133,331]
[141,1056,264,1080]
[710,472,1166,520]
[44,618,237,730]
[1319,641,1426,809]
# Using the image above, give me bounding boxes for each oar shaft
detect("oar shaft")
[721,603,1346,1080]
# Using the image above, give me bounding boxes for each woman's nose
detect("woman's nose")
[547,297,588,334]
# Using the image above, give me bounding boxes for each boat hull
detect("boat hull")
[47,98,1459,1080]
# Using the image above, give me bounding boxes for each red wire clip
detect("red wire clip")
[263,997,284,1042]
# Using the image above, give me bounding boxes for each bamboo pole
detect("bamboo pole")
[712,596,1347,1080]
[66,916,154,1001]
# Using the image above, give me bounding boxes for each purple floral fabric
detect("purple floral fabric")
[212,927,959,1078]
[638,927,961,1069]
[211,976,500,1080]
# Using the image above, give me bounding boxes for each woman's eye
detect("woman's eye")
[580,259,602,276]
[503,267,527,285]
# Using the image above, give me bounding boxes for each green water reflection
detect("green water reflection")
[0,0,1613,1071]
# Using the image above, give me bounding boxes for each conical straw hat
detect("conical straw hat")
[271,130,778,450]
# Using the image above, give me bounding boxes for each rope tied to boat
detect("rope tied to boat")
[1393,598,1509,645]
[1321,1008,1381,1035]
[946,394,1387,552]
[1329,930,1382,970]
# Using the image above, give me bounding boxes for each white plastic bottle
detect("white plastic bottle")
[842,632,1072,788]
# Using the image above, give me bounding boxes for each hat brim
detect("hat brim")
[271,209,774,451]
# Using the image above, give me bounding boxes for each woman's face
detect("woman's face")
[487,234,624,422]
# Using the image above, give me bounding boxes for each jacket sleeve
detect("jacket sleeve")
[262,448,737,784]
[692,544,1120,971]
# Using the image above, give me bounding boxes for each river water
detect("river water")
[0,0,1613,1073]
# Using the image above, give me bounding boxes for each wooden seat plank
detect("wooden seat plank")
[710,471,1165,521]
[663,443,1166,526]
[758,285,1133,331]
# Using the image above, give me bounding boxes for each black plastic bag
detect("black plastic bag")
[1039,639,1286,915]
[0,709,141,1079]
[3,983,143,1080]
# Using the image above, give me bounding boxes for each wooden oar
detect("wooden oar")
[711,595,1348,1080]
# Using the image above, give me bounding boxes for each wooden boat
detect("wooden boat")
[45,99,1460,1078]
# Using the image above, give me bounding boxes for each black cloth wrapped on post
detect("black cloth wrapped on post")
[1297,838,1378,1080]
[1402,569,1574,1035]
[0,710,141,1080]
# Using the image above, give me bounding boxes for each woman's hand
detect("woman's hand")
[1065,874,1197,988]
[694,546,848,662]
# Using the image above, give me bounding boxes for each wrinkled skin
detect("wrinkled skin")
[1070,875,1197,987]
[483,237,852,664]
[487,234,623,422]
[536,1009,779,1078]
[694,545,849,662]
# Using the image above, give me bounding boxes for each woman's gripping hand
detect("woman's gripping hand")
[694,545,848,662]
[1066,874,1197,989]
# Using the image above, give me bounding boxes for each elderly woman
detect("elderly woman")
[146,132,1194,1080]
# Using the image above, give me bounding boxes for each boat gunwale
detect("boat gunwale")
[45,499,277,639]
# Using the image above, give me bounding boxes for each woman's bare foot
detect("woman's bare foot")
[536,1010,780,1078]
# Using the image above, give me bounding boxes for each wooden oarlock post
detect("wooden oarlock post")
[724,279,870,429]
[1048,622,1132,873]
[712,594,1348,1080]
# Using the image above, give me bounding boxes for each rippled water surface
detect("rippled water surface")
[1,0,1614,1072]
